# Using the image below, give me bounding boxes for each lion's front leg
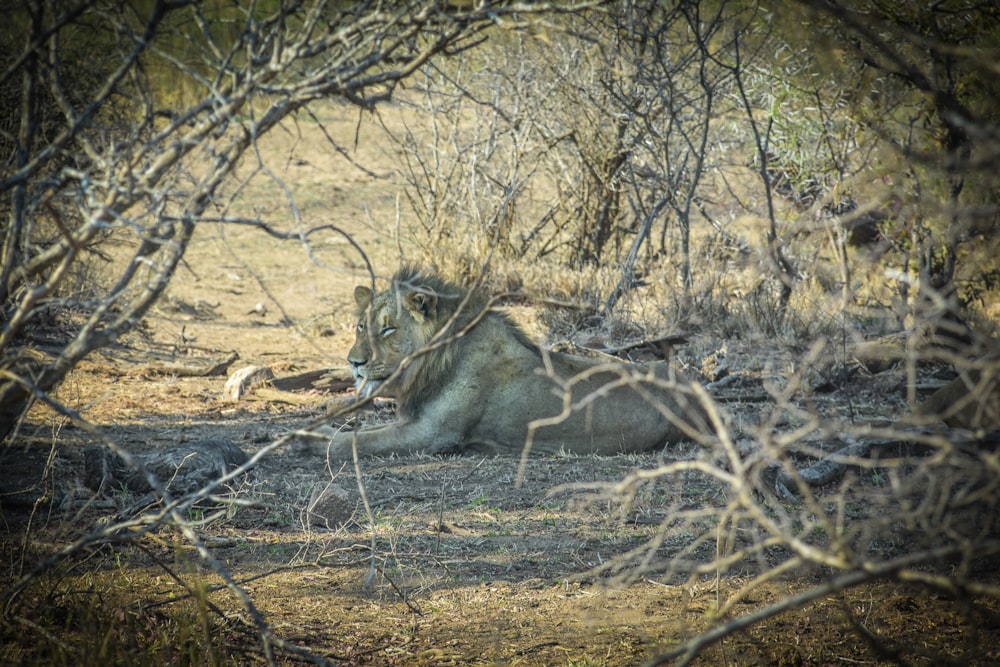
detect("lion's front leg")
[306,418,460,459]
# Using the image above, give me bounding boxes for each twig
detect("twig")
[351,432,378,590]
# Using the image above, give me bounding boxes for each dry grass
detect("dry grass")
[4,75,1000,667]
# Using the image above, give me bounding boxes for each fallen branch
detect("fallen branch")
[144,352,239,377]
[776,427,1000,491]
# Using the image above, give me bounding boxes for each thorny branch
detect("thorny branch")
[2,2,601,664]
[1,0,600,440]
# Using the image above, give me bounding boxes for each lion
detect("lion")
[304,266,709,458]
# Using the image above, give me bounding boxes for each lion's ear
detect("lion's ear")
[404,286,437,322]
[354,285,373,310]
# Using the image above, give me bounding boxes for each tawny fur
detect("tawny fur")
[308,266,708,458]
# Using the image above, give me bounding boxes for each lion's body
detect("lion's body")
[313,266,707,458]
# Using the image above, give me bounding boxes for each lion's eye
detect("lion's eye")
[380,326,396,337]
[356,321,365,333]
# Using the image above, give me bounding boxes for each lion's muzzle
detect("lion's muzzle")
[349,358,382,398]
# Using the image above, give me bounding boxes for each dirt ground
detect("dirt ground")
[3,101,1000,666]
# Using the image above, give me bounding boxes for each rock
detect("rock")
[306,482,354,528]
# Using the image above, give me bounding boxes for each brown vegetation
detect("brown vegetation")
[3,1,1000,665]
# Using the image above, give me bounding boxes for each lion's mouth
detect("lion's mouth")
[355,376,382,398]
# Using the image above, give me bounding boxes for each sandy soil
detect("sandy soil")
[3,100,999,666]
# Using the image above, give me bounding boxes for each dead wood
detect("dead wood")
[86,438,251,496]
[776,439,875,491]
[223,365,276,401]
[144,351,240,377]
[915,369,1000,430]
[252,387,319,405]
[1,439,251,510]
[223,366,353,403]
[271,367,353,392]
[551,333,690,363]
[775,428,1000,493]
[602,333,690,361]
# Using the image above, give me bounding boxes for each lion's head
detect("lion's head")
[347,267,470,405]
